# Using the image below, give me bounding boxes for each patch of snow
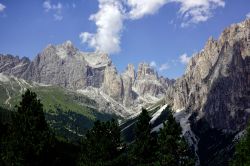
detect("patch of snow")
[150,104,168,124]
[0,73,10,82]
[151,123,163,133]
[121,121,137,132]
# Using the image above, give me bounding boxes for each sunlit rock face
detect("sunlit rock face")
[25,42,111,90]
[166,19,250,132]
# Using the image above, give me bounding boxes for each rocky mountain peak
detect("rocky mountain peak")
[0,40,174,117]
[0,54,31,78]
[166,18,250,133]
[219,19,250,46]
[42,41,78,59]
[137,62,158,80]
[62,40,74,47]
[123,64,135,82]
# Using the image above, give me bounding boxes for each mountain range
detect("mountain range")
[0,41,174,118]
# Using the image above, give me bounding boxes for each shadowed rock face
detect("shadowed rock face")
[0,41,174,116]
[166,19,250,132]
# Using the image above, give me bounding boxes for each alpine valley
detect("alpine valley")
[1,19,250,165]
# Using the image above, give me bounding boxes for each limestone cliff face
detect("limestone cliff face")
[133,63,169,98]
[122,63,175,104]
[103,65,124,102]
[166,19,250,132]
[102,62,174,107]
[25,41,111,89]
[123,64,136,83]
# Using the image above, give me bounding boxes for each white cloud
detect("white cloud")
[150,61,157,68]
[179,53,191,64]
[127,0,168,19]
[43,1,63,21]
[80,0,124,54]
[80,0,225,54]
[171,0,225,27]
[159,63,170,71]
[0,3,6,12]
[247,12,250,18]
[127,0,224,22]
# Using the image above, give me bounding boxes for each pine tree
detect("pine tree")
[231,123,250,166]
[129,108,158,165]
[0,107,10,166]
[78,119,126,166]
[155,107,194,166]
[2,89,54,166]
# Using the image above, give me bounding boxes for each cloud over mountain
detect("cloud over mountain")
[80,0,225,54]
[80,0,124,54]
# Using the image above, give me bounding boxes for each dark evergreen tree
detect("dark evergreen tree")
[2,89,54,166]
[154,107,194,166]
[129,108,158,166]
[78,119,126,166]
[0,107,11,166]
[231,123,250,166]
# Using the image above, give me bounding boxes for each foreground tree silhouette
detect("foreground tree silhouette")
[78,119,126,166]
[2,89,54,166]
[231,123,250,166]
[154,107,195,166]
[129,108,158,165]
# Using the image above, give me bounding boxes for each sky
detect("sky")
[0,0,250,79]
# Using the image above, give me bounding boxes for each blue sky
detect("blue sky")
[0,0,249,79]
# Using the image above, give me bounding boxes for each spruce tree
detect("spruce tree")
[129,108,157,165]
[78,119,126,166]
[2,89,54,166]
[155,107,194,166]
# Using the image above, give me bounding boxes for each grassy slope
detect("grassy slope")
[0,78,115,141]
